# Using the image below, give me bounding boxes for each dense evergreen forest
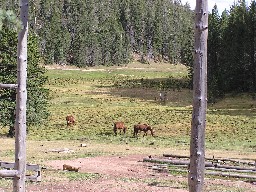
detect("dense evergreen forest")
[1,0,194,66]
[0,0,256,100]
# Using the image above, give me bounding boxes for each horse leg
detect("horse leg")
[133,130,138,137]
[143,130,148,137]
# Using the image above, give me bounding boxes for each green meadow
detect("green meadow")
[1,63,255,192]
[24,63,255,153]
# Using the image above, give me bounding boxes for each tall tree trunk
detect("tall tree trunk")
[188,0,208,192]
[13,0,28,191]
[249,3,256,99]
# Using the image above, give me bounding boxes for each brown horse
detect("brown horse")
[133,123,154,137]
[66,115,75,126]
[113,122,127,135]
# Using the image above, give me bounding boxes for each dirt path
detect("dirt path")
[28,155,188,192]
[24,154,256,192]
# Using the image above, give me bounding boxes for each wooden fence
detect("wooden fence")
[144,154,256,180]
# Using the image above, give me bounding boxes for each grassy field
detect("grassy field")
[30,63,255,150]
[1,62,255,152]
[0,62,255,191]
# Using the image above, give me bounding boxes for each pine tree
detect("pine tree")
[26,34,50,126]
[221,0,248,93]
[0,9,20,30]
[0,0,19,12]
[38,0,71,65]
[21,0,195,67]
[208,5,222,102]
[129,0,148,61]
[0,27,17,136]
[170,0,183,63]
[246,0,256,98]
[71,0,100,67]
[152,0,164,61]
[0,11,49,137]
[180,3,194,67]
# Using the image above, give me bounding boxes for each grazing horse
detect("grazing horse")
[113,122,127,135]
[66,115,75,126]
[133,123,154,137]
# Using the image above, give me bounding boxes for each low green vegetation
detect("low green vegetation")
[119,177,188,189]
[15,63,254,154]
[0,63,255,153]
[60,171,101,181]
[0,63,255,191]
[0,178,12,189]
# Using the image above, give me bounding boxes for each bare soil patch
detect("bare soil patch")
[44,62,188,73]
[25,154,256,192]
[27,154,188,192]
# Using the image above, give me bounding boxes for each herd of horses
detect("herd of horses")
[113,121,154,137]
[66,115,154,137]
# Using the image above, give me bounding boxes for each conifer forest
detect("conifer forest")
[1,0,256,99]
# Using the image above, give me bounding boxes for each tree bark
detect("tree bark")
[13,0,29,191]
[188,0,208,192]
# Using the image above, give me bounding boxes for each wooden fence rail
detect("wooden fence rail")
[144,157,256,180]
[163,154,256,166]
[0,161,41,182]
[143,158,256,171]
[0,83,18,89]
[0,170,19,178]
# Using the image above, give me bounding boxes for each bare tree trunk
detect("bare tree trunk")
[188,0,208,192]
[13,0,29,191]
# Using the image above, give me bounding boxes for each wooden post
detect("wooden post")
[13,0,29,191]
[188,0,208,192]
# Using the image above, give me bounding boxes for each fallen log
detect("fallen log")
[206,171,256,179]
[143,158,256,171]
[167,168,256,179]
[168,164,256,173]
[143,157,190,166]
[206,164,256,172]
[163,154,189,159]
[163,154,255,166]
[150,166,168,173]
[214,158,255,166]
[206,167,256,173]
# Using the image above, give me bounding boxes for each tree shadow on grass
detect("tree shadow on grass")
[96,76,193,107]
[208,108,256,117]
[96,131,113,136]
